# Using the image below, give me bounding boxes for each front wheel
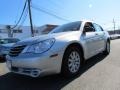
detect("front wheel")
[104,41,110,55]
[61,46,83,77]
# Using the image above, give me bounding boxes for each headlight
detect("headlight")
[22,38,55,54]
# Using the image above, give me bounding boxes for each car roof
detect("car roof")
[81,20,93,23]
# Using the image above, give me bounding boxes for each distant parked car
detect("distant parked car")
[110,34,120,40]
[0,38,20,61]
[6,21,110,78]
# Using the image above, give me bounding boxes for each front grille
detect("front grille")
[9,45,26,57]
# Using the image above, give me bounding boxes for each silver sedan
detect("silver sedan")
[6,21,110,77]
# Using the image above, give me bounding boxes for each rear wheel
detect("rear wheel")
[104,41,110,55]
[61,46,83,77]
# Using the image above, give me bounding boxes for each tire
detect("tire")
[61,46,83,77]
[104,41,110,55]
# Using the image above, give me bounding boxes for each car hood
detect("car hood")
[14,31,82,46]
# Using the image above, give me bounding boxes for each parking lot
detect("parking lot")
[0,39,120,90]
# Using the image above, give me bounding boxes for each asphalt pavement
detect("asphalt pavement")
[0,39,120,90]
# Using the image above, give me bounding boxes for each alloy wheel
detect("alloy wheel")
[68,51,81,73]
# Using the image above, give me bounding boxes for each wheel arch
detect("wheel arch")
[62,42,85,64]
[60,42,85,75]
[107,38,110,43]
[64,42,84,56]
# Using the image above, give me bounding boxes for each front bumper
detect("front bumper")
[6,52,63,77]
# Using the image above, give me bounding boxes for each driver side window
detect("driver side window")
[84,22,95,32]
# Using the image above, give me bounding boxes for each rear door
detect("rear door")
[93,23,106,52]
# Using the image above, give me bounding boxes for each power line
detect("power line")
[31,5,71,22]
[32,3,72,20]
[47,0,63,9]
[17,6,28,29]
[14,0,22,24]
[11,0,27,29]
[32,3,58,15]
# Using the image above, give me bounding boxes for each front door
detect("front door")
[83,22,100,59]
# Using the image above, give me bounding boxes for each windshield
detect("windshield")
[0,38,20,44]
[50,21,81,33]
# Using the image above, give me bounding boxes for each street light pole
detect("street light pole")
[28,0,34,37]
[113,19,116,34]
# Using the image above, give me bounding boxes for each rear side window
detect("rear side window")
[93,23,103,32]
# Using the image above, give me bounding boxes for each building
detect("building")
[0,24,58,40]
[107,29,120,35]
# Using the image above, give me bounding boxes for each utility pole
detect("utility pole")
[6,25,13,38]
[113,18,116,34]
[28,0,34,37]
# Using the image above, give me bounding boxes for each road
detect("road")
[0,39,120,90]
